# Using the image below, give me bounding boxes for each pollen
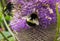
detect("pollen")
[45,16,52,20]
[47,7,53,14]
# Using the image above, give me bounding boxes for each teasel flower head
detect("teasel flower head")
[9,0,57,32]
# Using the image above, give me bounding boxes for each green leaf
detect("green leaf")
[0,31,12,40]
[8,37,14,41]
[0,34,3,40]
[2,31,11,37]
[5,15,11,21]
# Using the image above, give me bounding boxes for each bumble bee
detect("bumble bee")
[27,13,39,26]
[4,2,14,16]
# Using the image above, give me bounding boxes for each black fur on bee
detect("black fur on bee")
[4,2,14,16]
[27,13,38,26]
[30,13,38,20]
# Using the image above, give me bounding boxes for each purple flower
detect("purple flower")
[48,0,60,13]
[10,0,58,31]
[10,18,30,32]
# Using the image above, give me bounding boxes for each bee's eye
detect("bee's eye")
[30,13,38,20]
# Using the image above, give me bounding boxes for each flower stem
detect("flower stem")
[2,14,15,39]
[0,0,15,40]
[54,4,60,41]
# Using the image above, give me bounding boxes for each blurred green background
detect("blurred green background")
[0,0,14,41]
